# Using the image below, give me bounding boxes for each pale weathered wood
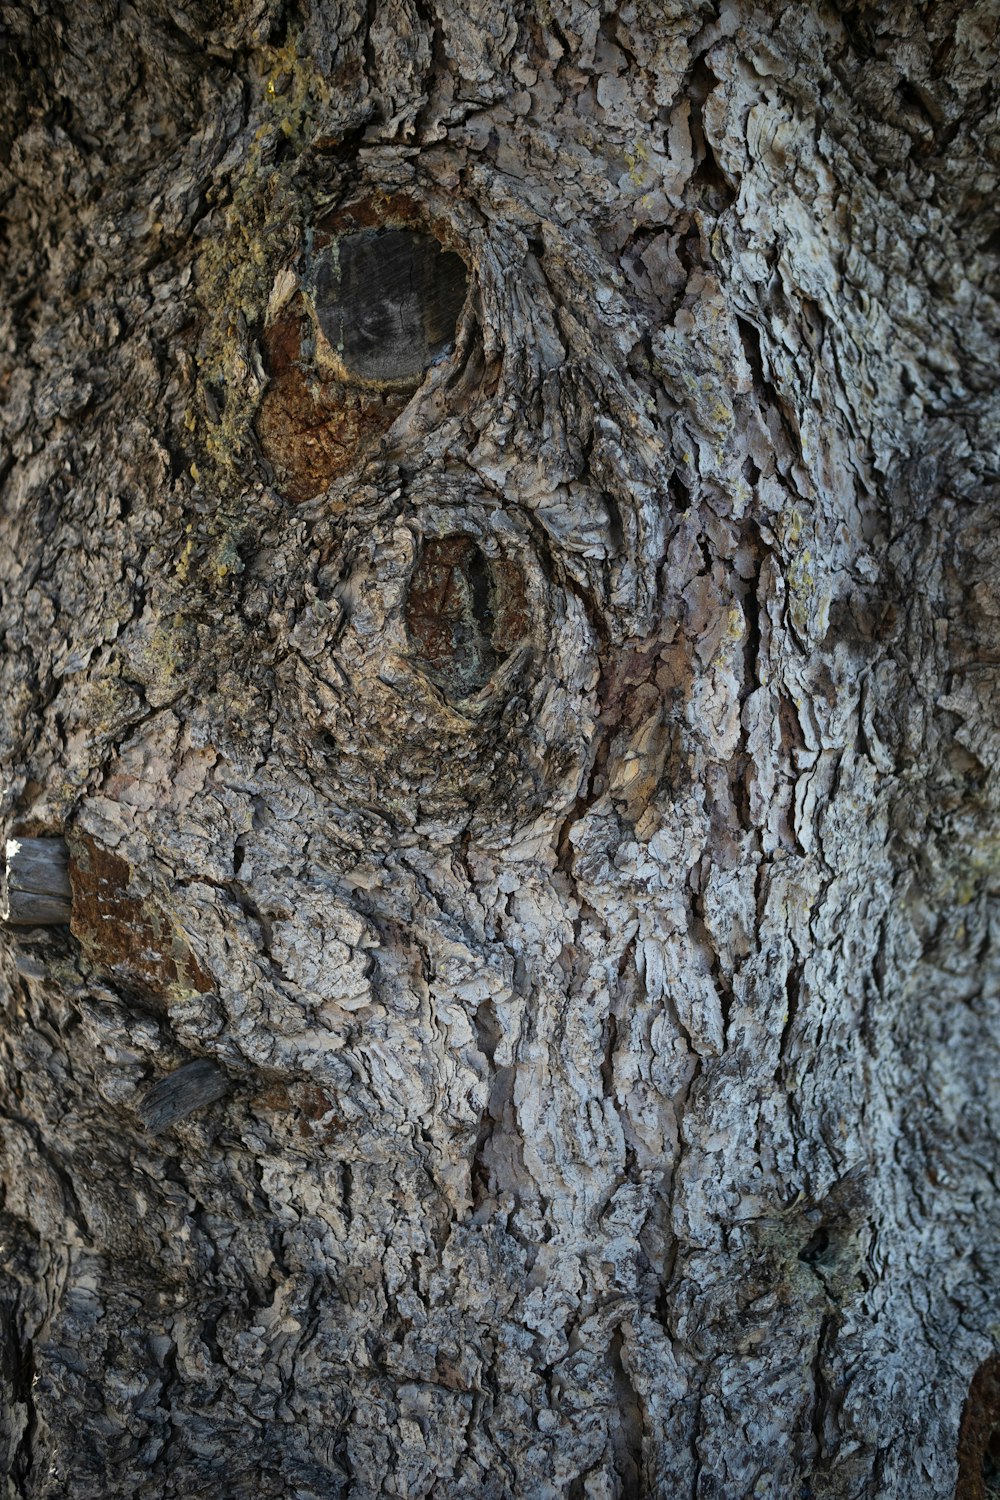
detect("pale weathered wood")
[2,838,71,926]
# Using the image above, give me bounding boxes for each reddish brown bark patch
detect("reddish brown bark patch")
[257,291,410,502]
[250,1079,347,1146]
[956,1356,1000,1500]
[316,192,427,237]
[258,365,409,502]
[68,832,213,1006]
[593,632,693,825]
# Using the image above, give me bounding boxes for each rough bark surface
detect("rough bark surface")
[1,1,999,1496]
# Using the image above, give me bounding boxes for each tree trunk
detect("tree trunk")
[2,1,999,1495]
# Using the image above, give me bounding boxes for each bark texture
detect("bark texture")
[1,1,1000,1496]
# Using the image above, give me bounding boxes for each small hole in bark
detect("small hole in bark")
[314,230,468,386]
[798,1226,830,1264]
[688,59,736,210]
[669,474,691,512]
[404,535,527,700]
[897,77,944,126]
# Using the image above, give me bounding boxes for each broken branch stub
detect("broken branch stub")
[138,1059,231,1135]
[258,223,469,501]
[314,230,468,386]
[2,836,71,926]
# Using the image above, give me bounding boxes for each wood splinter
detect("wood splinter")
[138,1059,231,1134]
[2,836,72,926]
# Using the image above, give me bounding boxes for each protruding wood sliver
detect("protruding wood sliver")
[138,1059,230,1134]
[2,837,72,926]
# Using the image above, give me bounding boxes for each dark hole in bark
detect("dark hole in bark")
[687,58,735,210]
[669,473,691,512]
[984,1429,1000,1487]
[405,535,525,700]
[315,230,468,385]
[956,1355,1000,1499]
[897,77,944,126]
[798,1226,830,1264]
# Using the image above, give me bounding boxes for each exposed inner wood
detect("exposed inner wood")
[66,830,214,1004]
[258,230,468,500]
[957,1357,1000,1500]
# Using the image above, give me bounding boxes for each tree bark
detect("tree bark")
[1,1,999,1496]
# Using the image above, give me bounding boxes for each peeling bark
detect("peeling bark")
[2,1,1000,1496]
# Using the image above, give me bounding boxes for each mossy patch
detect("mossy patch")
[193,35,332,494]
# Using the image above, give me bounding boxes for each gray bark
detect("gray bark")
[1,1,999,1496]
